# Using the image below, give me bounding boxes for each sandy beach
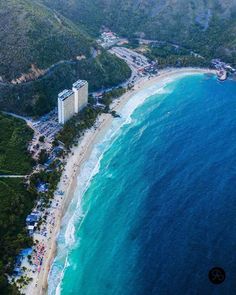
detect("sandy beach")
[21,67,215,295]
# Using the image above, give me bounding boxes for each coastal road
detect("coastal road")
[0,175,28,178]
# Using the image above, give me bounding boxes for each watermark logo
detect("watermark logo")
[208,267,225,285]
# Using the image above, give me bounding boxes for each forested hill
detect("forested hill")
[0,0,131,116]
[41,0,236,66]
[0,0,94,82]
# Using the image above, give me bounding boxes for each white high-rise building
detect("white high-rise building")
[58,80,89,124]
[72,80,88,113]
[58,89,75,124]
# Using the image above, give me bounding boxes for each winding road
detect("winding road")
[0,175,28,178]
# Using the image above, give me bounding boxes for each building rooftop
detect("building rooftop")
[26,213,40,224]
[72,80,87,90]
[58,89,74,101]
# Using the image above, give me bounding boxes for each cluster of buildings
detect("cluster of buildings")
[26,211,41,236]
[97,30,128,49]
[212,59,236,81]
[98,31,119,48]
[58,80,88,124]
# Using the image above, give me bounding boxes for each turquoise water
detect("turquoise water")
[48,74,236,295]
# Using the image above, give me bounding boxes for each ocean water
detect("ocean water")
[48,74,236,295]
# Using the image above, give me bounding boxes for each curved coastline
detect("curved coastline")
[24,67,215,295]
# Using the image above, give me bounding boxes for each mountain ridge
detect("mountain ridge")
[41,0,236,65]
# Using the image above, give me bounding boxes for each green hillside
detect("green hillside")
[0,0,131,116]
[0,113,34,175]
[0,0,93,82]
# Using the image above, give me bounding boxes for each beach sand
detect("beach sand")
[22,67,215,295]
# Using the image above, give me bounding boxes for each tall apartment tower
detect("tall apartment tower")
[72,80,88,113]
[58,89,75,124]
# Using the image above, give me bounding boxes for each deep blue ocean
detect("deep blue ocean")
[48,74,236,295]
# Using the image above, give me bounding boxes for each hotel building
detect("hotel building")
[58,80,88,124]
[72,80,88,113]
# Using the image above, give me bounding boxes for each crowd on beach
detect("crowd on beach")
[32,243,46,273]
[13,189,64,291]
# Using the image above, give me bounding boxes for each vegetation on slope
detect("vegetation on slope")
[0,114,36,294]
[0,114,34,175]
[0,0,93,82]
[145,44,210,68]
[42,0,236,66]
[0,178,36,295]
[0,0,131,116]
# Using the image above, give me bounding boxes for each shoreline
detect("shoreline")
[23,67,215,295]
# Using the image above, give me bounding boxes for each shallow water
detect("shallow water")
[48,74,236,295]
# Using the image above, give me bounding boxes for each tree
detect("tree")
[39,136,45,143]
[38,149,49,165]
